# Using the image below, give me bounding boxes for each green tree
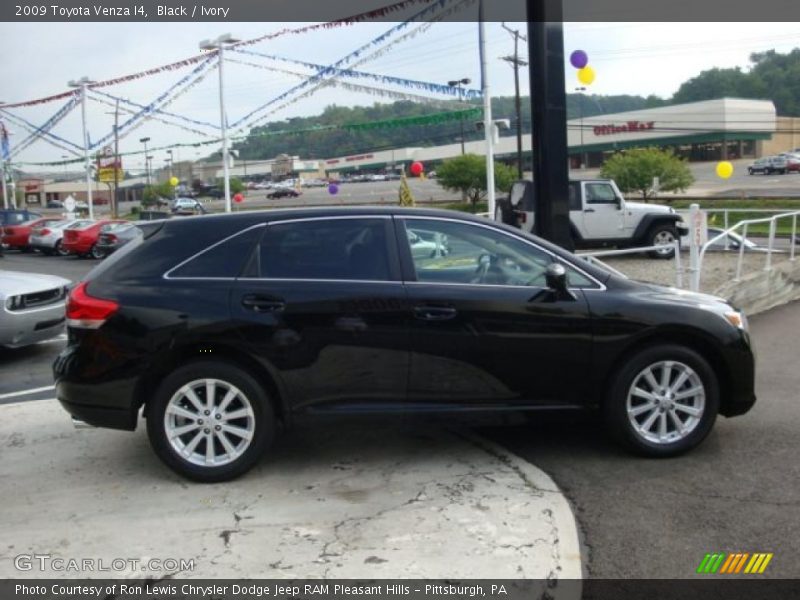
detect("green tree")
[141,182,174,207]
[600,147,694,201]
[436,154,516,211]
[217,177,244,194]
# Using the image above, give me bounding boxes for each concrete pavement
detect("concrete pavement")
[0,402,581,581]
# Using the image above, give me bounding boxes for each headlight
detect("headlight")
[723,310,748,331]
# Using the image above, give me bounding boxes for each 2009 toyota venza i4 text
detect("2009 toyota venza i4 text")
[54,208,756,481]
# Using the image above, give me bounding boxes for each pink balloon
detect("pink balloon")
[410,161,424,176]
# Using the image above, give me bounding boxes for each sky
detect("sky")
[1,20,799,172]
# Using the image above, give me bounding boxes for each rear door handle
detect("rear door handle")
[414,305,457,321]
[241,294,285,313]
[584,208,595,213]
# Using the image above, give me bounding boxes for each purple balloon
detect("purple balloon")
[328,183,339,195]
[570,50,588,69]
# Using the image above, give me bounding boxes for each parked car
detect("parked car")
[2,209,42,253]
[62,219,127,259]
[497,179,688,259]
[748,156,788,175]
[407,228,449,259]
[95,223,143,258]
[779,153,800,173]
[29,220,79,256]
[47,200,64,209]
[54,208,756,482]
[267,188,301,199]
[171,197,206,215]
[1,270,70,348]
[2,218,65,252]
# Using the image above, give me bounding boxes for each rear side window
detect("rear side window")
[568,182,581,210]
[258,218,392,281]
[166,225,264,279]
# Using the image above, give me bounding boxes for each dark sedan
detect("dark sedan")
[54,208,756,482]
[267,188,301,199]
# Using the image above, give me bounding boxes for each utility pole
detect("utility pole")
[478,0,496,219]
[112,99,120,217]
[140,137,151,185]
[501,23,527,179]
[575,86,586,169]
[447,78,471,155]
[68,76,96,219]
[200,33,240,213]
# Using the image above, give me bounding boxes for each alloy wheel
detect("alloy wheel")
[625,360,705,445]
[164,378,256,467]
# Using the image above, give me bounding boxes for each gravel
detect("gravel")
[596,251,777,293]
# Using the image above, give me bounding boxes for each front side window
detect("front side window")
[585,183,618,204]
[259,218,392,281]
[402,218,597,288]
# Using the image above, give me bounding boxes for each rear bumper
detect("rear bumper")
[63,242,92,254]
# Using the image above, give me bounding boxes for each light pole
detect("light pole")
[61,155,69,179]
[68,76,96,219]
[501,23,527,179]
[0,105,7,210]
[146,156,153,185]
[140,137,151,185]
[200,33,240,213]
[447,78,471,155]
[575,87,587,169]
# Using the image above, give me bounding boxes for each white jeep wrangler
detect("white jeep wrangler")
[497,179,688,259]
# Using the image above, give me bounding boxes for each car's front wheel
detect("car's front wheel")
[147,361,275,482]
[90,244,104,260]
[55,240,69,257]
[604,344,719,457]
[647,225,678,259]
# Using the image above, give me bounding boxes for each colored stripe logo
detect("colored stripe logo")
[697,552,773,574]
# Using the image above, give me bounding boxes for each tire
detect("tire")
[604,344,719,457]
[748,168,753,175]
[55,240,69,257]
[646,224,678,259]
[147,361,276,482]
[90,244,104,260]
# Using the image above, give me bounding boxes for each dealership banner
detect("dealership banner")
[4,579,800,600]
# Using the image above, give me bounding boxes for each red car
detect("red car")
[2,217,65,252]
[62,219,127,259]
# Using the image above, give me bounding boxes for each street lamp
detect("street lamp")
[139,137,151,185]
[575,86,587,169]
[68,76,97,218]
[146,156,153,186]
[447,78,471,155]
[200,33,240,213]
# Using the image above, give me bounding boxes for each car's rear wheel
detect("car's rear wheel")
[604,344,719,457]
[54,240,69,257]
[147,361,275,482]
[647,225,678,259]
[90,244,104,260]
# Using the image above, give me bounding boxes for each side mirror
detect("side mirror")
[545,263,577,301]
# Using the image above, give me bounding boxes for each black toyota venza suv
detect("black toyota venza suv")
[54,208,756,481]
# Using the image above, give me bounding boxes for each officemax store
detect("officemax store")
[566,97,792,168]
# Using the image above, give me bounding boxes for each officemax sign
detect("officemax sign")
[594,121,655,136]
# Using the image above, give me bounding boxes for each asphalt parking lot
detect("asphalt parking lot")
[2,249,799,579]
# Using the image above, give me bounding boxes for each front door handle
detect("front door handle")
[241,294,285,313]
[414,305,457,321]
[584,208,595,213]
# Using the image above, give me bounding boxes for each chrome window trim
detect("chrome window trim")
[163,223,266,280]
[267,215,392,226]
[398,215,607,291]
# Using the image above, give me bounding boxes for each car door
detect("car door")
[396,216,595,407]
[581,181,624,239]
[230,215,410,413]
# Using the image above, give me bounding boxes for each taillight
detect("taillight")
[40,228,51,236]
[66,282,119,329]
[106,234,118,243]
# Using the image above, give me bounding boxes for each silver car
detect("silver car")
[29,219,85,256]
[1,270,70,348]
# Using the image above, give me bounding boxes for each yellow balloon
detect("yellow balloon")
[169,176,179,186]
[577,66,595,85]
[716,161,734,179]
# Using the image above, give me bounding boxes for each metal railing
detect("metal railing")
[697,210,799,287]
[577,241,684,288]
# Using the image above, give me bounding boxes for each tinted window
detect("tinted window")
[259,218,391,281]
[402,219,553,287]
[168,226,263,278]
[403,219,598,289]
[568,182,582,210]
[68,220,94,229]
